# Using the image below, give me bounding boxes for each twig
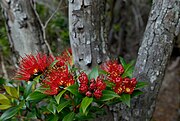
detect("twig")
[30,0,54,58]
[44,0,63,29]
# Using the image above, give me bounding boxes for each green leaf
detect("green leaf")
[50,60,59,68]
[80,97,93,114]
[104,80,115,88]
[62,112,75,121]
[48,115,59,121]
[47,102,56,114]
[0,94,10,105]
[99,90,120,101]
[65,84,82,97]
[54,90,66,104]
[4,86,19,98]
[135,82,148,90]
[131,90,144,97]
[121,60,135,78]
[26,91,46,101]
[0,77,6,85]
[119,57,126,67]
[0,105,11,110]
[57,100,71,113]
[120,93,131,107]
[88,67,99,79]
[24,81,35,98]
[0,106,19,120]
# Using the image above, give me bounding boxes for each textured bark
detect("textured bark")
[69,0,109,71]
[116,0,180,121]
[0,0,48,63]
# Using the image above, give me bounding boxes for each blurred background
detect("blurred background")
[0,0,179,121]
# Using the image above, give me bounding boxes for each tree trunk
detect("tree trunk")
[117,0,180,121]
[69,0,109,71]
[69,0,113,120]
[0,0,49,64]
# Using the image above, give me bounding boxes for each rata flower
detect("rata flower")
[42,65,75,95]
[56,48,73,67]
[123,78,137,94]
[78,73,106,99]
[15,53,54,81]
[100,60,124,83]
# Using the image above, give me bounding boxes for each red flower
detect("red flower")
[100,60,124,83]
[15,53,54,81]
[96,76,106,90]
[79,84,89,94]
[42,65,75,95]
[113,84,124,95]
[56,48,73,66]
[86,91,92,97]
[123,78,137,94]
[93,89,103,99]
[78,72,88,84]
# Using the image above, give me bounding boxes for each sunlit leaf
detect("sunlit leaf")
[54,90,66,104]
[80,97,93,114]
[4,86,19,98]
[0,105,11,110]
[0,94,10,105]
[65,84,82,97]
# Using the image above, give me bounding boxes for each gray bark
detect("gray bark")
[69,0,109,71]
[0,0,48,63]
[116,0,180,121]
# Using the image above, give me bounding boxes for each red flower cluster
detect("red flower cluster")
[43,66,75,95]
[15,53,54,81]
[78,72,106,99]
[101,60,137,95]
[56,48,73,66]
[100,60,124,83]
[114,77,137,94]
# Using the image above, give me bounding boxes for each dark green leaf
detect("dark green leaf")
[119,57,126,67]
[0,106,19,120]
[47,115,59,121]
[120,93,131,107]
[121,60,135,78]
[88,67,98,79]
[99,90,120,101]
[47,102,56,114]
[104,80,115,88]
[57,100,71,113]
[80,97,93,114]
[24,81,35,98]
[54,90,66,104]
[26,91,46,101]
[62,112,75,121]
[65,84,82,97]
[0,77,6,85]
[131,90,144,97]
[135,82,148,90]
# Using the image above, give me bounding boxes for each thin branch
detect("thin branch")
[31,0,54,58]
[44,0,63,29]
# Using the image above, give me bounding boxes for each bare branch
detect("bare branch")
[44,0,63,29]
